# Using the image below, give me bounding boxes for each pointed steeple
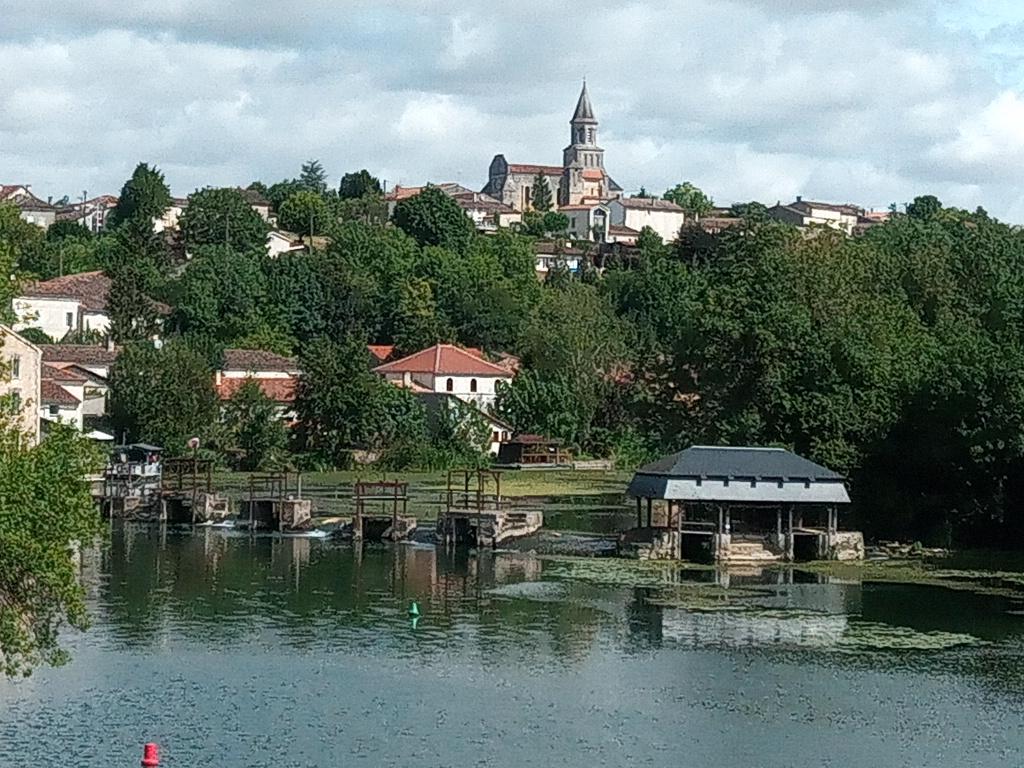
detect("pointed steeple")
[571,80,596,124]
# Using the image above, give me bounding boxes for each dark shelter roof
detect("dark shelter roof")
[637,446,843,481]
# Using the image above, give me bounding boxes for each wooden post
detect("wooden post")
[786,506,794,561]
[646,497,652,528]
[676,501,683,560]
[776,507,783,550]
[635,497,642,529]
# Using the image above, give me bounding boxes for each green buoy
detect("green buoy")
[408,601,420,617]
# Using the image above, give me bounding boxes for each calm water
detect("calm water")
[3,525,1024,768]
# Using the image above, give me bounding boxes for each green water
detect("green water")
[3,524,1024,767]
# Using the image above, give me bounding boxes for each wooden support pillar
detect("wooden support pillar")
[786,506,794,561]
[676,501,684,560]
[646,497,652,528]
[717,506,723,534]
[776,507,783,550]
[636,497,642,529]
[724,506,731,535]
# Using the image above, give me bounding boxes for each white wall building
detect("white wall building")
[0,325,42,443]
[607,197,688,243]
[373,344,513,410]
[766,198,863,236]
[12,271,112,340]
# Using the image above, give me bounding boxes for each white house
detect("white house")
[12,271,113,340]
[55,195,119,233]
[385,183,521,233]
[0,184,58,229]
[766,198,862,236]
[607,197,688,243]
[266,229,305,258]
[39,364,86,430]
[533,241,582,277]
[214,348,301,420]
[154,197,188,233]
[0,325,42,443]
[560,202,610,241]
[373,343,513,410]
[40,343,119,379]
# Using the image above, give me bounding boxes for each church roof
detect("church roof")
[507,163,563,176]
[572,81,596,123]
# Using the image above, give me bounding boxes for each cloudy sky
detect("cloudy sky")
[3,1,1024,218]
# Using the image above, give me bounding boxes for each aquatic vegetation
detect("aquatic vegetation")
[836,621,984,652]
[795,560,1024,600]
[540,555,713,589]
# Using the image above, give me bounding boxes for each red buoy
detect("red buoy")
[141,743,160,767]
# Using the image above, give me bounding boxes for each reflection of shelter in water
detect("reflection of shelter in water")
[623,446,864,564]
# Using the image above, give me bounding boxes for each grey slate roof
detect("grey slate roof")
[636,446,844,481]
[572,81,596,123]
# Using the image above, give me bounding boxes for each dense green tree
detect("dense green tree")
[294,337,425,465]
[278,190,332,237]
[222,379,288,470]
[338,170,382,200]
[392,186,475,254]
[109,341,218,451]
[108,163,171,227]
[0,203,43,313]
[299,159,328,195]
[0,412,103,677]
[906,194,942,221]
[392,278,451,356]
[172,245,267,345]
[179,187,269,252]
[105,218,170,342]
[46,220,92,242]
[663,181,713,217]
[531,173,553,212]
[266,179,305,211]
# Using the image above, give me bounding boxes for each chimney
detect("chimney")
[795,195,802,203]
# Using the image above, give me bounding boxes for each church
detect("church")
[482,82,623,212]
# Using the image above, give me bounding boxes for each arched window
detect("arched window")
[470,379,478,393]
[446,378,454,392]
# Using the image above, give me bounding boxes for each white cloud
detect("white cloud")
[0,1,1023,218]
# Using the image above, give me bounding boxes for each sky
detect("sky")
[3,1,1024,219]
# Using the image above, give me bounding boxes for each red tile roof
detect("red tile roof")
[368,344,395,362]
[373,344,511,377]
[582,169,605,181]
[616,197,685,212]
[215,376,296,403]
[40,379,80,406]
[40,344,119,366]
[20,271,110,311]
[221,348,299,373]
[42,363,88,383]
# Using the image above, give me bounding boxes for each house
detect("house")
[239,188,272,221]
[214,348,301,420]
[607,224,642,245]
[417,392,514,455]
[1,184,58,229]
[154,197,188,233]
[606,197,688,243]
[561,203,610,241]
[483,83,624,210]
[39,365,85,430]
[766,197,863,236]
[368,345,396,364]
[385,183,521,232]
[0,325,42,443]
[12,271,114,340]
[55,195,119,234]
[40,343,119,379]
[266,229,305,258]
[373,343,513,410]
[533,241,583,277]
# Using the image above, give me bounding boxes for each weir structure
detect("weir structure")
[438,468,543,548]
[351,480,415,541]
[238,471,311,532]
[622,446,864,563]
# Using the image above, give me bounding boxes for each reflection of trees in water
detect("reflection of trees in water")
[93,525,609,664]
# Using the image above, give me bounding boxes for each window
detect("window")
[10,355,19,380]
[445,378,454,392]
[65,312,73,328]
[470,379,477,393]
[588,128,594,143]
[9,389,20,411]
[523,185,532,209]
[49,404,59,417]
[490,431,499,444]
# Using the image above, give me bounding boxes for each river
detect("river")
[3,522,1024,767]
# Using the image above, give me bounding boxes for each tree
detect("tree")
[266,179,305,211]
[46,220,92,242]
[15,327,54,345]
[0,416,103,677]
[299,159,328,196]
[294,337,425,465]
[338,170,382,200]
[906,195,943,221]
[278,191,332,237]
[172,245,268,345]
[531,173,553,212]
[393,278,451,356]
[0,203,43,311]
[108,163,171,228]
[105,219,170,342]
[179,187,269,253]
[662,181,713,217]
[222,379,287,470]
[109,341,218,451]
[392,186,476,254]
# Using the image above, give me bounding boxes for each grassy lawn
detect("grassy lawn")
[214,468,630,498]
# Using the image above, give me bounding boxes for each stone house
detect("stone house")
[39,365,85,430]
[12,271,114,340]
[606,197,688,243]
[214,348,301,420]
[0,325,42,443]
[55,195,119,233]
[766,198,864,235]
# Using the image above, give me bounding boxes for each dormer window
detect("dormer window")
[446,378,454,392]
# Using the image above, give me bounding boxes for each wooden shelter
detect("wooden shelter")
[496,434,572,468]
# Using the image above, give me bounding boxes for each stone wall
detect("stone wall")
[828,531,865,561]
